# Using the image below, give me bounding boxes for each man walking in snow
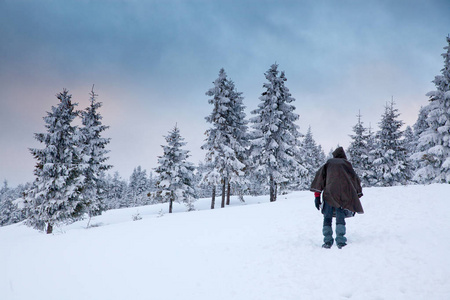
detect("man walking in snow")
[310,147,364,249]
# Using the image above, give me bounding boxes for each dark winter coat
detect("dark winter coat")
[310,147,364,214]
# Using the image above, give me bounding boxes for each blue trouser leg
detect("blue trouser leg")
[322,202,334,245]
[323,201,333,226]
[335,207,346,226]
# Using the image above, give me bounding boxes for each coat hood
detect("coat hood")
[332,147,347,159]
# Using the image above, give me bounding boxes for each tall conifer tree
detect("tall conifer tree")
[201,68,248,208]
[414,36,450,183]
[347,111,373,186]
[372,100,410,186]
[26,89,83,233]
[410,106,430,182]
[301,126,323,190]
[250,64,304,201]
[79,87,112,225]
[155,125,196,213]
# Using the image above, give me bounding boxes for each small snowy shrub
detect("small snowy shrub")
[132,211,142,221]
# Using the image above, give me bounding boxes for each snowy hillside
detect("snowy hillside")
[1,184,450,300]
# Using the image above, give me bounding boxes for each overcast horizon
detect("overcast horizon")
[1,0,450,187]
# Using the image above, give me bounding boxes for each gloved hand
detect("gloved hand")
[315,197,321,210]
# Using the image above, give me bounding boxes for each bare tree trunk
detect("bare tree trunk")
[274,182,278,202]
[211,186,216,209]
[269,175,276,202]
[169,198,173,213]
[226,182,231,205]
[86,215,92,228]
[269,175,273,202]
[221,179,226,208]
[46,223,53,234]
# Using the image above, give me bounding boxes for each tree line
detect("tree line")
[1,36,449,233]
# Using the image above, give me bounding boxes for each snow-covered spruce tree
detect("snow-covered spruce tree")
[201,68,249,208]
[0,180,23,226]
[250,63,305,201]
[403,126,416,154]
[347,111,367,167]
[246,163,269,196]
[366,124,377,154]
[347,111,375,187]
[196,161,217,206]
[413,36,450,183]
[79,87,112,226]
[410,106,430,182]
[413,106,430,141]
[147,171,157,195]
[403,125,419,180]
[199,157,222,208]
[371,100,411,186]
[127,166,150,207]
[7,182,30,224]
[155,125,196,213]
[104,172,128,209]
[26,89,84,234]
[300,126,324,190]
[0,180,13,226]
[226,77,251,202]
[316,145,326,168]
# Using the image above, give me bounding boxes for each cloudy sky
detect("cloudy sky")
[1,0,449,186]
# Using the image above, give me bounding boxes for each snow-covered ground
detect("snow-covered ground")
[1,184,449,300]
